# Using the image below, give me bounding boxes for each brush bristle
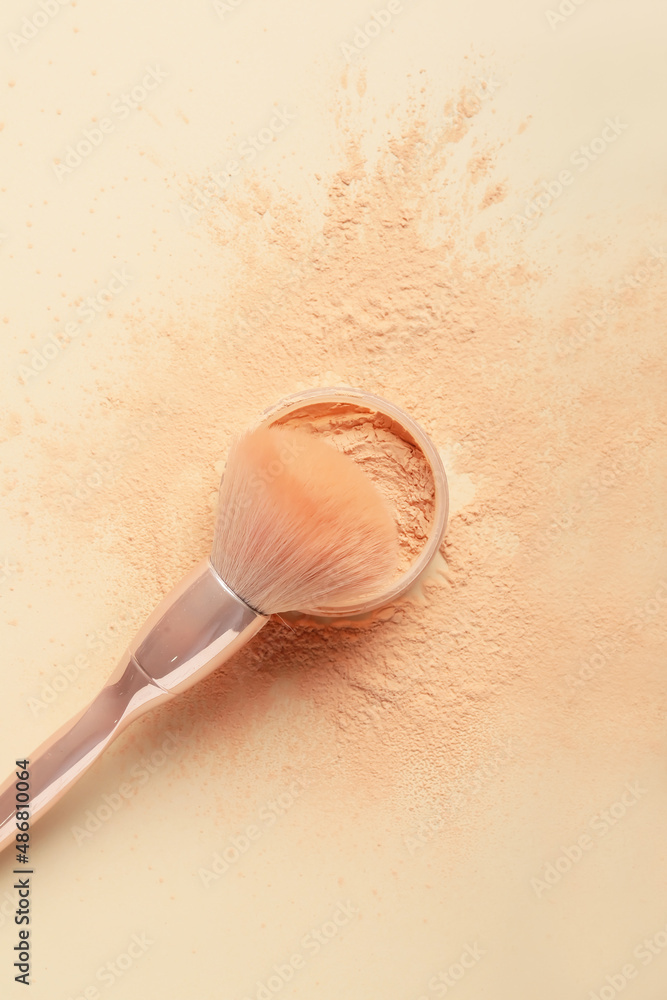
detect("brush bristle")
[210,426,400,614]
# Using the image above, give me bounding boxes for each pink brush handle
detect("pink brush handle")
[0,657,167,854]
[0,559,267,855]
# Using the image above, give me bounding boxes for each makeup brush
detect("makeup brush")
[0,426,398,853]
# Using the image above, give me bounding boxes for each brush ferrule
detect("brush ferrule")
[129,558,268,695]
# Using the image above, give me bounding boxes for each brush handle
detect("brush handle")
[0,657,167,855]
[0,559,267,855]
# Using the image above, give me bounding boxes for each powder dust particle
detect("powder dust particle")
[19,73,667,820]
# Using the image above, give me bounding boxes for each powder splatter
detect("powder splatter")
[17,75,666,832]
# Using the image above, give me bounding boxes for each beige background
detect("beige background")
[1,0,666,998]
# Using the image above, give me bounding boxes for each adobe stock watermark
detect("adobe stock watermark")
[512,117,629,232]
[70,732,181,845]
[230,228,330,340]
[64,932,154,999]
[350,671,422,730]
[563,580,667,693]
[555,245,666,357]
[52,66,168,181]
[227,80,488,343]
[415,943,485,999]
[240,901,358,1000]
[0,889,18,929]
[212,0,248,17]
[180,106,297,225]
[405,739,515,856]
[27,619,122,717]
[0,556,20,587]
[198,779,308,887]
[423,72,503,153]
[232,188,455,340]
[17,265,133,382]
[531,780,647,898]
[545,0,591,30]
[532,428,648,553]
[60,407,169,514]
[340,1,404,64]
[8,0,72,53]
[588,917,667,1000]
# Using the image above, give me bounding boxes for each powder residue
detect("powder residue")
[18,72,667,833]
[273,405,435,579]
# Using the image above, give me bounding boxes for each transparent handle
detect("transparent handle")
[0,656,167,855]
[0,559,267,855]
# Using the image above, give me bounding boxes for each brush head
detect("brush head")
[211,425,400,615]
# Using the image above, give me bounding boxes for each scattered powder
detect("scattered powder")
[273,404,436,578]
[17,72,666,830]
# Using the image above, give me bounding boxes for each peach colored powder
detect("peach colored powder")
[22,76,666,829]
[273,404,435,579]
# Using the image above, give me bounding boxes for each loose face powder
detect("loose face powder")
[272,403,436,583]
